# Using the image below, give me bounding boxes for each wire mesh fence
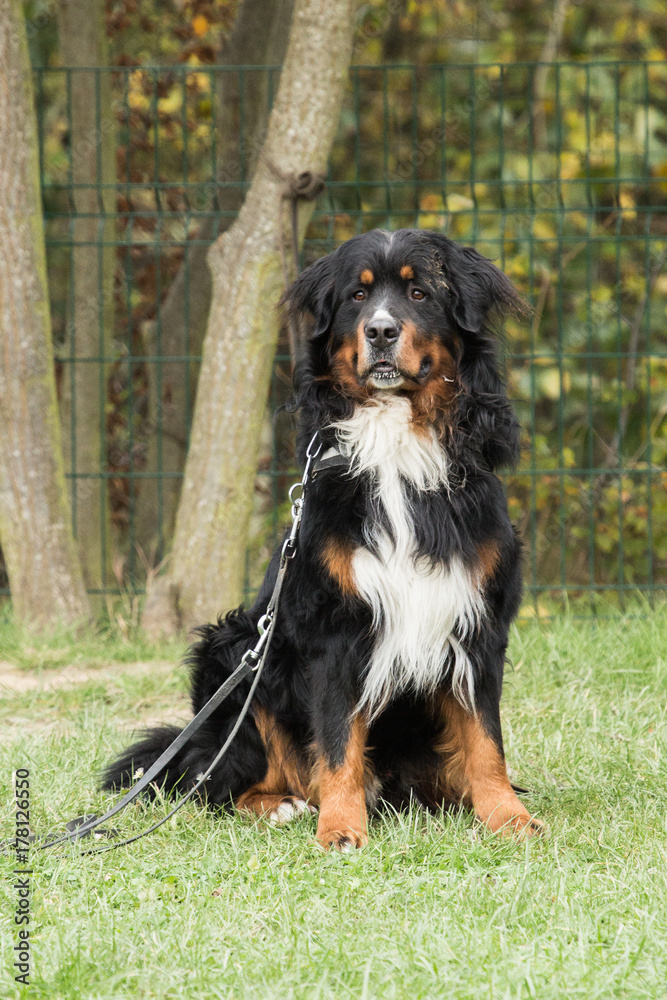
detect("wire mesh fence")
[4,59,665,612]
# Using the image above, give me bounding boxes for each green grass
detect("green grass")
[0,604,183,671]
[1,609,667,999]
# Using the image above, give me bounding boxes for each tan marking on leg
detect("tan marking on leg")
[321,538,357,597]
[236,708,313,820]
[400,264,414,280]
[312,714,370,850]
[359,268,374,285]
[436,694,543,839]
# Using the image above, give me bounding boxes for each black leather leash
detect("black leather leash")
[32,432,339,856]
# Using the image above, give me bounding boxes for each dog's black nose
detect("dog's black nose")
[365,316,400,348]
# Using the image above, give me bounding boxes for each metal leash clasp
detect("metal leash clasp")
[257,432,322,639]
[281,432,322,561]
[303,431,323,488]
[242,618,272,671]
[257,612,272,636]
[282,501,301,560]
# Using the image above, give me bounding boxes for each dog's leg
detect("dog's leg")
[437,692,543,839]
[236,708,315,825]
[312,712,369,851]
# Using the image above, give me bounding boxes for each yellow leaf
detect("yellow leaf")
[532,218,556,240]
[539,368,569,400]
[445,193,474,212]
[420,193,444,213]
[128,70,149,111]
[559,151,581,180]
[619,190,636,220]
[192,14,209,37]
[419,213,446,230]
[158,89,183,115]
[128,91,148,111]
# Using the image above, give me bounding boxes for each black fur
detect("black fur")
[103,229,533,844]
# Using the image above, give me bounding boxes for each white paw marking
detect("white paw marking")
[269,798,314,825]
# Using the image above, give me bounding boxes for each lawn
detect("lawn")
[1,608,666,999]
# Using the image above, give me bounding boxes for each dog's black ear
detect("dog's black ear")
[448,246,520,333]
[281,251,337,341]
[425,234,523,469]
[455,338,521,470]
[425,235,521,333]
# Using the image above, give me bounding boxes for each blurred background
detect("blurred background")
[4,0,666,623]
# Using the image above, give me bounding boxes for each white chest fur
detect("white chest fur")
[332,396,483,718]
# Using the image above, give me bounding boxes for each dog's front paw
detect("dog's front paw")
[483,802,546,840]
[269,797,318,825]
[506,812,546,840]
[316,825,368,852]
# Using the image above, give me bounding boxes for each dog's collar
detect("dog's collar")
[311,442,350,477]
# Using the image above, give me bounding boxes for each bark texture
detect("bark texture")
[532,0,571,147]
[0,0,91,629]
[57,0,116,590]
[134,0,295,559]
[142,0,357,635]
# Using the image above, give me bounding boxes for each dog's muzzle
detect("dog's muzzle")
[364,311,404,387]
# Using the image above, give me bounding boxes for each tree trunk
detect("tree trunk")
[142,0,357,636]
[56,0,116,591]
[134,0,295,562]
[0,0,91,630]
[532,0,571,147]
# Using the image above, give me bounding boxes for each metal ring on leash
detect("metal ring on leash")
[288,483,304,504]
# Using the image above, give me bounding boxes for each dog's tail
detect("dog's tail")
[100,725,191,798]
[100,715,267,807]
[101,606,275,805]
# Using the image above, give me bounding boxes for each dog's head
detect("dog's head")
[285,229,523,469]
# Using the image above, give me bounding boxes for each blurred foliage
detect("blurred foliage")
[10,0,667,608]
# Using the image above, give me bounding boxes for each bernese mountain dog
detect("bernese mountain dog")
[104,228,543,849]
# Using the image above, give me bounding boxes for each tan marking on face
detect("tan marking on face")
[355,317,371,373]
[235,707,311,817]
[321,537,357,597]
[395,320,424,376]
[312,713,371,850]
[434,694,544,839]
[360,269,374,285]
[400,264,414,280]
[394,322,459,432]
[329,329,370,402]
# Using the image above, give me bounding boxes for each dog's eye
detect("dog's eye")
[410,288,426,301]
[352,289,366,301]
